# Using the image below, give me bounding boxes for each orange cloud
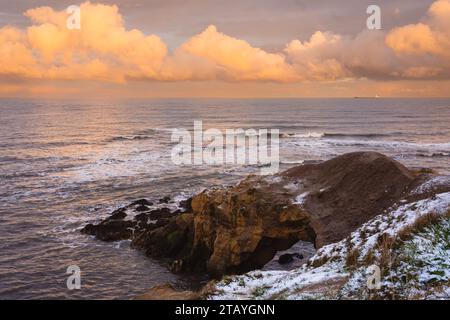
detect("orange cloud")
[386,0,450,57]
[178,25,297,82]
[1,2,167,82]
[1,0,450,84]
[285,31,347,81]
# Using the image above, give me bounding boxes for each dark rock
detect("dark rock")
[81,220,135,242]
[109,208,126,220]
[296,253,304,260]
[135,205,149,212]
[278,254,294,264]
[180,197,193,212]
[278,253,304,264]
[148,207,174,220]
[81,152,450,277]
[80,223,96,234]
[131,214,194,262]
[159,196,171,204]
[130,199,153,207]
[135,212,149,222]
[184,152,421,276]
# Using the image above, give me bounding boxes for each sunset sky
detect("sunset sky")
[1,0,450,98]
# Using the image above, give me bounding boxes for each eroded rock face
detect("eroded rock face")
[82,152,441,277]
[182,152,423,275]
[188,179,315,275]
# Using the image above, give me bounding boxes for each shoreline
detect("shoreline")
[80,152,450,300]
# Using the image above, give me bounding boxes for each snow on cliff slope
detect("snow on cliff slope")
[209,190,450,300]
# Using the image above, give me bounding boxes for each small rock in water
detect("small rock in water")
[109,209,126,220]
[81,220,135,242]
[130,199,153,207]
[159,196,171,204]
[135,205,149,212]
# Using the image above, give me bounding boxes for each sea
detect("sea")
[1,98,449,299]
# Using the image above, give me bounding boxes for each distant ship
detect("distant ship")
[354,94,381,99]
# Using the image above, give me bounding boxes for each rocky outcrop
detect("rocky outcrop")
[80,197,190,243]
[184,152,422,275]
[82,152,444,277]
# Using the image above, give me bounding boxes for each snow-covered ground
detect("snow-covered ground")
[209,188,450,300]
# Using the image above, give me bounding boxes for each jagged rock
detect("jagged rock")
[180,197,193,212]
[130,199,153,207]
[135,212,148,222]
[82,152,450,277]
[135,205,149,212]
[159,196,171,204]
[183,152,422,276]
[278,253,303,264]
[148,207,173,220]
[109,208,127,220]
[131,214,194,260]
[81,200,176,242]
[81,220,135,242]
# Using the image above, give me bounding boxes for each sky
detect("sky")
[1,0,450,98]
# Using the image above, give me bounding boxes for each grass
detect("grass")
[415,168,436,175]
[345,248,360,269]
[252,286,269,298]
[374,216,450,298]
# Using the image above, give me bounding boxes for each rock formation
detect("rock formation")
[82,152,442,277]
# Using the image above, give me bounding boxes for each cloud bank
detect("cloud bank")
[1,0,450,83]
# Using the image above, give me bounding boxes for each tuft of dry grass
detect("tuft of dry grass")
[376,234,396,275]
[397,212,440,241]
[309,255,329,268]
[415,168,436,175]
[345,248,360,269]
[362,249,375,266]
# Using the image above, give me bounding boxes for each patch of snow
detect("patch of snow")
[413,176,450,194]
[311,192,450,265]
[212,263,346,300]
[294,192,309,205]
[210,192,450,300]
